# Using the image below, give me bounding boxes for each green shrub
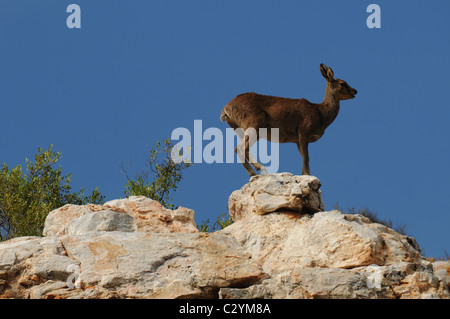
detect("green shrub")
[198,211,233,232]
[122,139,192,209]
[0,145,105,240]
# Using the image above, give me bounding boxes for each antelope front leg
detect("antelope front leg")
[235,136,258,176]
[297,138,310,175]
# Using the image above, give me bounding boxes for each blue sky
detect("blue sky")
[0,1,449,257]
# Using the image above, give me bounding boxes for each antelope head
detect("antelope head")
[320,63,357,100]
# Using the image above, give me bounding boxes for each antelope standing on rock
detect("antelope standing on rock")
[220,64,357,176]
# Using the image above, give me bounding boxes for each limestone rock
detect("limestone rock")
[57,231,262,298]
[43,196,198,237]
[0,196,261,299]
[220,210,448,299]
[103,196,198,233]
[43,204,93,237]
[220,261,447,299]
[228,173,325,221]
[1,174,448,299]
[0,236,76,298]
[1,231,262,299]
[223,210,423,272]
[65,210,137,235]
[433,261,450,290]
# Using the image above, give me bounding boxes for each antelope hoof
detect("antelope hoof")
[259,167,268,175]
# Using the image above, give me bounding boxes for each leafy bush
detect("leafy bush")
[0,145,105,240]
[199,211,233,232]
[122,139,192,209]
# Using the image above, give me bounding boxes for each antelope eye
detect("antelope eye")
[340,83,346,87]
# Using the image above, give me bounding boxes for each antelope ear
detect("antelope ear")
[327,66,334,80]
[320,64,328,79]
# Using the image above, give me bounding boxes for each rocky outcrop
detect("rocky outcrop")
[43,196,198,236]
[1,196,261,299]
[228,173,325,220]
[221,210,446,298]
[0,174,448,299]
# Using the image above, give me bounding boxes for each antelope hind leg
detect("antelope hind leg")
[235,140,258,176]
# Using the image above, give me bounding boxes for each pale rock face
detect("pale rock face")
[228,173,325,221]
[220,210,447,299]
[1,176,449,299]
[103,196,198,234]
[65,210,137,235]
[0,236,77,298]
[432,260,450,290]
[1,196,261,299]
[57,231,262,298]
[43,196,198,237]
[43,204,93,237]
[224,210,423,272]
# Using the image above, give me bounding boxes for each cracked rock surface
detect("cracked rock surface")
[0,176,449,299]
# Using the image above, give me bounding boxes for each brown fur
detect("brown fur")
[221,64,357,176]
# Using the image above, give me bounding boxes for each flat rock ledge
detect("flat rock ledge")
[0,174,448,299]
